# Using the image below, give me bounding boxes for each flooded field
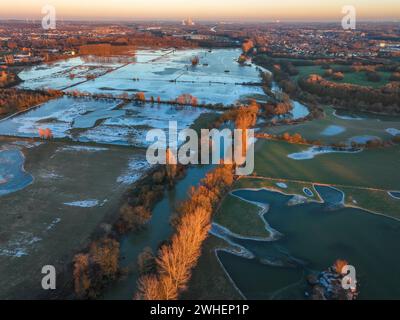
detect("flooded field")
[18,49,265,105]
[213,187,400,299]
[0,138,149,299]
[1,48,272,299]
[103,165,214,300]
[0,96,206,147]
[267,106,400,145]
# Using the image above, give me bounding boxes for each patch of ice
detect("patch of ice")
[386,128,400,137]
[347,135,381,145]
[40,171,63,180]
[288,146,361,160]
[333,110,364,121]
[58,145,109,153]
[0,148,34,196]
[117,159,152,185]
[321,125,346,136]
[288,194,309,206]
[46,218,61,231]
[11,141,43,149]
[78,125,145,146]
[0,232,42,258]
[63,199,107,208]
[291,101,310,120]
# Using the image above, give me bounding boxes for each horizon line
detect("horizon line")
[1,18,399,24]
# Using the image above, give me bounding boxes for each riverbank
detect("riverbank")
[186,182,400,299]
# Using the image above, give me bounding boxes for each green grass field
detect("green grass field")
[293,65,392,88]
[182,235,243,300]
[235,177,322,202]
[253,139,400,190]
[234,177,400,221]
[266,106,400,144]
[214,194,270,238]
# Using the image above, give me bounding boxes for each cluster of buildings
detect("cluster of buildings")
[0,20,399,67]
[246,23,400,60]
[0,21,129,66]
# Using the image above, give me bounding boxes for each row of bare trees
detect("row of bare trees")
[135,103,261,300]
[73,238,120,299]
[71,104,259,299]
[135,164,235,300]
[0,88,63,118]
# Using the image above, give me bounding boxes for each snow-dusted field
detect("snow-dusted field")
[0,96,206,147]
[18,56,127,90]
[18,49,265,105]
[0,138,151,298]
[0,97,121,139]
[288,146,362,160]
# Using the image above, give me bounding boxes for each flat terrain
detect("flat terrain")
[18,49,264,105]
[266,106,400,145]
[293,65,392,88]
[188,106,400,300]
[0,138,148,299]
[254,139,400,190]
[214,194,270,238]
[0,48,264,299]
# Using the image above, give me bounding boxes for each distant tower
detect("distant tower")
[182,17,195,26]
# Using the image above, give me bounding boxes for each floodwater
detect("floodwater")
[213,187,400,299]
[0,139,150,299]
[0,96,206,147]
[287,146,361,160]
[18,49,266,106]
[0,48,313,298]
[103,165,214,300]
[321,125,346,136]
[0,146,33,196]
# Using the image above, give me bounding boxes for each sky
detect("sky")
[1,0,400,21]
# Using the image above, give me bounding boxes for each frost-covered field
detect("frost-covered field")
[18,49,265,105]
[0,97,121,139]
[0,138,150,298]
[0,48,267,298]
[18,56,127,90]
[0,96,206,147]
[73,49,264,105]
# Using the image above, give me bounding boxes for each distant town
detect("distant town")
[1,20,399,68]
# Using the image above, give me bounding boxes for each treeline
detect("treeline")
[135,164,235,300]
[258,131,400,149]
[218,100,259,125]
[66,90,227,111]
[264,99,293,118]
[257,132,312,145]
[71,103,259,299]
[299,75,400,115]
[79,44,136,56]
[135,103,260,300]
[115,164,186,234]
[73,238,120,299]
[254,54,400,115]
[253,55,324,120]
[0,88,63,119]
[0,71,21,88]
[72,163,187,299]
